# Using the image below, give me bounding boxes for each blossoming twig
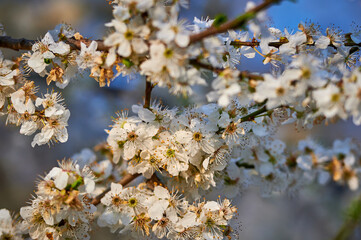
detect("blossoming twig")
[188,0,283,44]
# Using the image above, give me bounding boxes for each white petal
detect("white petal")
[154,186,170,199]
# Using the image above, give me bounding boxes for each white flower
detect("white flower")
[76,41,102,69]
[174,118,216,156]
[140,42,184,86]
[254,73,296,109]
[154,7,190,47]
[28,32,70,73]
[31,109,70,147]
[206,68,241,107]
[107,122,158,161]
[313,83,347,119]
[10,89,35,114]
[279,31,307,55]
[155,132,189,176]
[35,92,65,117]
[104,19,149,57]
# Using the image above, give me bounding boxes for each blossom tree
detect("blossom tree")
[1,0,361,239]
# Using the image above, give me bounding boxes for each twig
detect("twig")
[91,173,140,205]
[240,106,268,122]
[188,0,283,44]
[0,36,35,51]
[0,35,107,52]
[143,79,154,109]
[230,40,361,49]
[333,195,361,240]
[189,58,264,80]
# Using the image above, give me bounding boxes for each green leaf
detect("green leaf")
[122,58,134,68]
[212,14,228,28]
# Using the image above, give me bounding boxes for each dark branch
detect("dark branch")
[0,36,35,51]
[0,36,108,52]
[143,79,154,109]
[189,58,264,81]
[230,40,361,49]
[188,0,283,44]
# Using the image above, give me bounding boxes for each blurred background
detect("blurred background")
[1,0,361,239]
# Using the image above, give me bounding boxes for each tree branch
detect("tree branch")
[0,35,108,52]
[143,79,154,109]
[333,195,361,240]
[189,58,264,80]
[241,105,268,122]
[188,0,283,44]
[91,173,140,205]
[230,40,361,49]
[0,36,35,51]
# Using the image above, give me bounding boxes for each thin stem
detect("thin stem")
[333,195,361,240]
[230,40,361,49]
[189,58,264,80]
[240,105,268,122]
[188,0,283,44]
[91,173,141,205]
[143,78,154,109]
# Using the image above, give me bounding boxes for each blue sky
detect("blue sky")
[268,0,361,31]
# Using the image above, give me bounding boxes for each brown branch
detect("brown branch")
[143,79,154,109]
[230,40,361,49]
[189,58,264,80]
[0,36,35,51]
[0,35,108,52]
[91,173,140,205]
[188,0,283,44]
[240,105,268,122]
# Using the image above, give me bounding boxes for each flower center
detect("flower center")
[276,87,285,96]
[124,30,134,40]
[164,48,173,58]
[225,123,237,134]
[112,195,122,206]
[128,197,138,208]
[331,93,340,102]
[127,131,138,141]
[166,149,176,158]
[193,132,203,142]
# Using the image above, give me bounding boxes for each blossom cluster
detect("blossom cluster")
[98,183,236,240]
[19,161,96,240]
[1,0,361,239]
[106,101,361,200]
[107,101,259,198]
[0,154,236,240]
[202,17,361,127]
[0,50,70,147]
